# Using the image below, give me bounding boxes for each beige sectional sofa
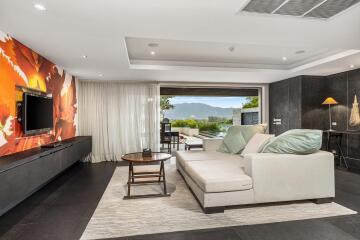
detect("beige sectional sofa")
[176,138,335,213]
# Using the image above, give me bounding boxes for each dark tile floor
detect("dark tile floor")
[0,162,360,240]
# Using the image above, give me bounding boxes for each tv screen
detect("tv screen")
[23,93,53,135]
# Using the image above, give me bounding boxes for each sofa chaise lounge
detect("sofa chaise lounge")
[176,138,335,213]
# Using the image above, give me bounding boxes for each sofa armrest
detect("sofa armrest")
[243,151,335,203]
[202,138,223,151]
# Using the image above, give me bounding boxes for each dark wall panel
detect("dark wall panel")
[270,68,360,169]
[347,134,360,168]
[301,76,328,130]
[327,72,348,131]
[269,78,290,135]
[348,69,360,131]
[269,76,316,135]
[346,69,360,167]
[288,77,302,129]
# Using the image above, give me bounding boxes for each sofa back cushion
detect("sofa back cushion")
[241,133,274,156]
[262,129,322,155]
[218,124,268,154]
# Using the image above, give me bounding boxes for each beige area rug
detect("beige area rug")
[81,165,357,239]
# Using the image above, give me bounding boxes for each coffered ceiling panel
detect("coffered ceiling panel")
[126,37,343,70]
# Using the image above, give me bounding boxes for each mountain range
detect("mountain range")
[164,103,237,120]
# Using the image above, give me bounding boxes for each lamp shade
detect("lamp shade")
[322,97,338,105]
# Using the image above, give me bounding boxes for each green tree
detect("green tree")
[197,121,221,132]
[242,96,259,109]
[160,96,174,119]
[224,118,233,125]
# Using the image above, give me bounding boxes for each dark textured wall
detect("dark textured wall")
[288,77,302,130]
[301,75,328,130]
[269,68,360,169]
[269,78,289,135]
[327,69,360,169]
[326,72,348,131]
[269,76,302,135]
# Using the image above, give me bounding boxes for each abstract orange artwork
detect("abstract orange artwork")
[0,31,77,157]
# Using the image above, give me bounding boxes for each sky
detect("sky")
[170,96,247,108]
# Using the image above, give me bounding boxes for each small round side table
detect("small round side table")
[121,152,172,199]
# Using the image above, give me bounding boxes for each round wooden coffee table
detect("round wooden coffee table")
[121,152,172,199]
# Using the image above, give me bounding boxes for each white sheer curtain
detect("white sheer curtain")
[78,81,160,163]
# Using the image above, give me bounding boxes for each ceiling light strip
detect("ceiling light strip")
[271,0,291,14]
[301,0,329,17]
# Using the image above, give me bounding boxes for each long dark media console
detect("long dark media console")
[0,136,92,216]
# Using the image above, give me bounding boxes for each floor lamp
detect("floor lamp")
[322,97,338,131]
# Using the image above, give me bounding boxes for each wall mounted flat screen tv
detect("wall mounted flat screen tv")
[22,93,53,135]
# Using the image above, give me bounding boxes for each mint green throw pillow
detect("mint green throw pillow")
[218,124,268,154]
[222,127,247,154]
[237,124,268,142]
[218,142,230,153]
[262,129,322,155]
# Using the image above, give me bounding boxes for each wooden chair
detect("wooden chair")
[160,122,172,153]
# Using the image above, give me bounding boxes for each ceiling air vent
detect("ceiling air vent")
[242,0,286,13]
[240,0,360,19]
[305,0,360,18]
[276,0,324,16]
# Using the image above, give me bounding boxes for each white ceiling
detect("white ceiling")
[0,0,359,83]
[292,51,360,76]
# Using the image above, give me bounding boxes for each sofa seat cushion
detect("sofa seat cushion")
[176,150,244,171]
[184,160,253,193]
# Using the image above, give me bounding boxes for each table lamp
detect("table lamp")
[322,97,338,131]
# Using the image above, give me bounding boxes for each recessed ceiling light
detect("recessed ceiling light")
[98,73,103,77]
[150,51,156,56]
[148,43,159,48]
[350,64,355,68]
[82,55,88,59]
[282,56,288,61]
[33,3,46,11]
